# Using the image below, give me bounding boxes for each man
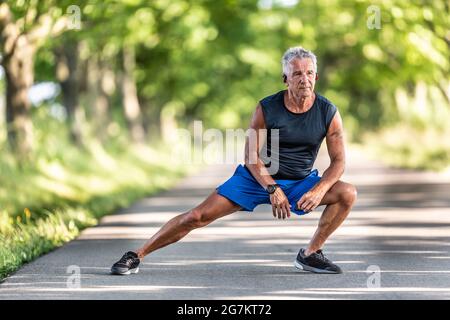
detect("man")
[111,46,357,275]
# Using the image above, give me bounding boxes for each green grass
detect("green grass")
[0,142,196,280]
[0,109,199,281]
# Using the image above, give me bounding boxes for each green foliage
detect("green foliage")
[24,0,450,144]
[0,105,194,280]
[362,124,450,171]
[0,0,449,279]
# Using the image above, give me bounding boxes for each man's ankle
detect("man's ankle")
[135,250,145,260]
[303,248,316,257]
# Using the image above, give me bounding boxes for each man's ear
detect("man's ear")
[315,73,319,81]
[282,74,287,83]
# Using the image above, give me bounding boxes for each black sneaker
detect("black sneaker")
[294,248,342,274]
[111,251,140,275]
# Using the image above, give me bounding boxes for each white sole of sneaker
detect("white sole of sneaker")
[294,260,339,274]
[111,267,139,275]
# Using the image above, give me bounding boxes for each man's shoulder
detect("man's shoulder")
[315,93,338,115]
[315,92,335,107]
[315,93,338,128]
[259,90,285,107]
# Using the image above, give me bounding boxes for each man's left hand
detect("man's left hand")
[296,188,326,213]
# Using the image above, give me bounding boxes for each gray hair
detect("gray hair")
[281,47,317,76]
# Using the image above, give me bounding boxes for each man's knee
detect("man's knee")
[339,183,357,207]
[182,208,210,229]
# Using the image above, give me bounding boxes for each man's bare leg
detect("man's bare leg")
[135,190,241,259]
[304,181,357,256]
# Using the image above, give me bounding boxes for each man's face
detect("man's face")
[285,58,317,98]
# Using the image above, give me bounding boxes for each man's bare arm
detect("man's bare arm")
[315,110,346,193]
[245,103,291,219]
[244,103,277,189]
[317,112,345,193]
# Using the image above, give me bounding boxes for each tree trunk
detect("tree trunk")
[96,58,114,142]
[55,41,84,147]
[120,47,145,144]
[85,55,113,143]
[137,94,154,138]
[2,35,35,156]
[1,1,69,157]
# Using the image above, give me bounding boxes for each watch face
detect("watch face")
[267,185,276,193]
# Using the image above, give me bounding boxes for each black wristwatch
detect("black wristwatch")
[266,184,279,194]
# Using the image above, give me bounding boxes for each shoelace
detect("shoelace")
[118,253,134,265]
[315,250,331,263]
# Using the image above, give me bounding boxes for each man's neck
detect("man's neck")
[286,90,315,112]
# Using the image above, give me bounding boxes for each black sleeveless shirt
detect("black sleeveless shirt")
[259,90,337,180]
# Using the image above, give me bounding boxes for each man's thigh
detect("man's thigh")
[215,164,269,212]
[194,190,243,221]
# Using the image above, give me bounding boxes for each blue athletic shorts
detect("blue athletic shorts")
[216,164,321,216]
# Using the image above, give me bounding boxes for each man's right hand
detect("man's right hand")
[269,188,291,219]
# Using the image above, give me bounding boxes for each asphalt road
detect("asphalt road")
[2,146,450,300]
